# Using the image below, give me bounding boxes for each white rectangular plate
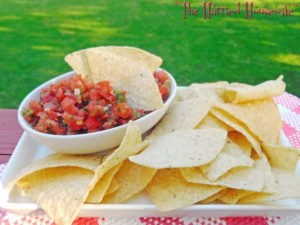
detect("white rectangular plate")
[1,131,300,217]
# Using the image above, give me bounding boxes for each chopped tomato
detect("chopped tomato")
[83,77,94,91]
[100,113,109,120]
[58,79,70,89]
[49,84,59,95]
[96,81,113,93]
[45,119,66,135]
[56,88,64,102]
[115,102,132,119]
[86,101,104,117]
[85,116,100,129]
[62,112,83,131]
[63,91,77,102]
[37,111,48,120]
[78,109,88,118]
[95,81,116,102]
[159,85,170,100]
[89,89,100,101]
[70,75,85,92]
[29,100,43,116]
[41,92,54,104]
[22,109,35,123]
[154,70,170,101]
[119,119,129,125]
[52,123,66,135]
[154,70,169,83]
[61,97,78,114]
[46,110,59,120]
[34,120,47,133]
[103,120,115,129]
[43,102,58,112]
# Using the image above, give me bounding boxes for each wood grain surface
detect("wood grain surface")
[0,109,23,163]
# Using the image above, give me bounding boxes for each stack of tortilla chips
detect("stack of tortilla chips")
[130,75,300,210]
[6,121,156,225]
[5,46,300,225]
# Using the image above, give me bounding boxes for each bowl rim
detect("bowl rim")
[18,69,177,139]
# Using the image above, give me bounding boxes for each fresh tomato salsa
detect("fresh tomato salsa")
[22,70,171,135]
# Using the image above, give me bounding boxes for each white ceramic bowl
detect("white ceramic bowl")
[18,70,177,154]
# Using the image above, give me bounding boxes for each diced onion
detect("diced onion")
[74,88,81,95]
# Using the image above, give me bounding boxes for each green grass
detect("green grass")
[0,0,299,108]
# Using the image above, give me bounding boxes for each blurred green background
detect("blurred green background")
[0,0,299,108]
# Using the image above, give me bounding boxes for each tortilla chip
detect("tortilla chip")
[80,48,136,82]
[198,189,228,204]
[238,192,273,204]
[65,48,163,110]
[149,98,213,138]
[261,153,277,193]
[6,154,102,190]
[229,83,252,88]
[85,163,122,203]
[262,143,300,172]
[200,138,254,181]
[17,167,95,225]
[175,87,194,102]
[214,98,282,144]
[210,108,262,156]
[64,49,90,79]
[191,81,229,89]
[6,154,103,225]
[177,82,228,102]
[130,128,227,169]
[218,189,253,204]
[146,169,224,211]
[13,121,147,224]
[65,46,162,75]
[180,87,220,101]
[90,121,148,189]
[180,157,266,192]
[112,70,163,110]
[104,179,119,196]
[195,112,232,131]
[228,131,252,156]
[239,167,300,203]
[94,46,162,72]
[223,76,285,103]
[102,160,156,203]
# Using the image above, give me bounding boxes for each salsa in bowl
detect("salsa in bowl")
[18,69,177,154]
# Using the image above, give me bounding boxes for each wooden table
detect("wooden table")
[0,109,23,164]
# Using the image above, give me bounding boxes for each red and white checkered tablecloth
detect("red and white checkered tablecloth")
[1,92,300,225]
